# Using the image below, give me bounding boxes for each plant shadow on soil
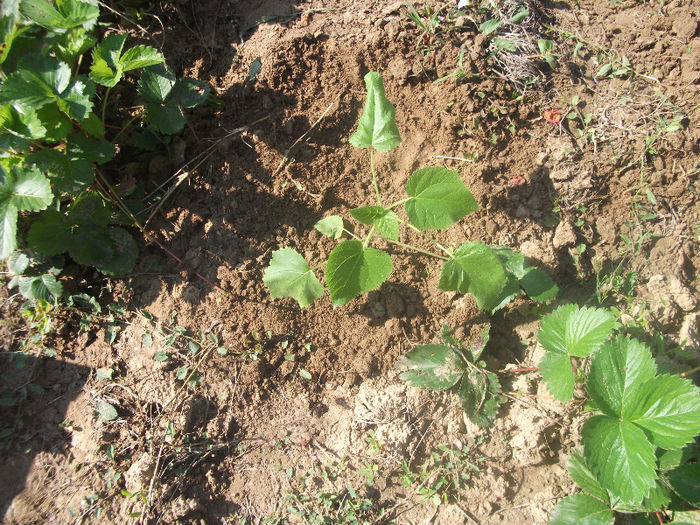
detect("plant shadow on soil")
[0,355,90,521]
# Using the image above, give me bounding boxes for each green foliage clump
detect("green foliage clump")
[0,0,209,302]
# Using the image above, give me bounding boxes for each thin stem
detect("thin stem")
[363,225,376,249]
[385,238,448,260]
[343,228,362,241]
[387,197,410,210]
[111,114,140,143]
[680,365,700,378]
[370,148,382,206]
[398,217,452,257]
[101,87,112,127]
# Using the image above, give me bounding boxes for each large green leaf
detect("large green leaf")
[587,336,656,418]
[170,77,209,108]
[144,98,184,134]
[95,227,137,276]
[396,344,463,391]
[53,26,97,65]
[539,350,575,402]
[68,225,114,267]
[66,133,114,163]
[138,64,175,103]
[0,70,53,109]
[623,374,700,450]
[325,240,392,307]
[349,205,398,241]
[0,104,46,140]
[314,215,344,239]
[548,494,614,525]
[538,304,616,358]
[348,72,401,152]
[0,201,17,259]
[582,415,657,504]
[404,166,477,230]
[68,191,111,227]
[89,33,126,87]
[54,75,93,120]
[19,0,98,31]
[25,149,93,194]
[567,450,610,504]
[5,165,53,211]
[18,273,63,300]
[27,209,71,255]
[35,104,72,142]
[520,267,559,303]
[263,247,324,308]
[438,241,506,310]
[120,45,164,72]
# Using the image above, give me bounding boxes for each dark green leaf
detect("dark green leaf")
[66,133,115,163]
[53,27,97,64]
[325,240,392,307]
[68,225,114,267]
[27,209,71,255]
[396,344,463,391]
[521,267,558,303]
[68,191,112,227]
[405,166,477,230]
[538,304,616,358]
[144,98,184,134]
[587,336,656,418]
[548,494,614,525]
[138,64,175,103]
[314,215,344,239]
[35,104,72,142]
[0,104,46,140]
[95,227,137,276]
[5,165,53,211]
[348,71,401,152]
[458,370,503,428]
[170,77,210,108]
[438,241,506,311]
[7,250,29,274]
[623,374,700,450]
[349,205,398,240]
[539,351,574,402]
[26,149,94,194]
[582,415,657,504]
[668,464,700,507]
[18,273,63,300]
[55,76,94,119]
[263,247,324,308]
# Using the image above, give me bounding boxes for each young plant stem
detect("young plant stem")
[370,148,382,207]
[363,225,376,248]
[398,218,452,258]
[385,238,448,260]
[387,197,410,210]
[101,87,112,127]
[111,114,140,143]
[680,365,700,378]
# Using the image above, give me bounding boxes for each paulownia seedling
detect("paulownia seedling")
[264,72,557,311]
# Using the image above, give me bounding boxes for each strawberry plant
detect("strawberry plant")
[264,72,557,311]
[397,324,504,427]
[537,305,700,524]
[0,0,209,300]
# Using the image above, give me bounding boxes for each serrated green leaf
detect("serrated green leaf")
[314,215,343,239]
[170,77,209,108]
[6,165,53,211]
[138,64,174,103]
[636,479,672,511]
[405,166,477,230]
[350,205,384,225]
[55,76,94,119]
[0,201,18,259]
[95,227,137,276]
[567,450,610,503]
[55,0,99,30]
[7,250,29,274]
[144,98,184,134]
[0,70,52,109]
[538,304,616,358]
[539,350,574,402]
[0,104,46,140]
[27,209,71,255]
[119,44,163,72]
[26,149,94,194]
[489,273,521,312]
[548,494,614,525]
[53,26,97,64]
[492,246,527,277]
[587,336,656,418]
[89,35,124,86]
[438,241,506,310]
[68,191,112,227]
[668,464,700,507]
[263,247,324,308]
[35,104,72,142]
[396,344,463,391]
[657,449,684,471]
[458,370,503,428]
[66,133,114,163]
[623,374,700,450]
[21,0,98,31]
[97,401,118,421]
[18,273,63,300]
[349,72,401,152]
[325,240,392,307]
[582,415,657,504]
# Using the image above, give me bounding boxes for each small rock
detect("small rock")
[485,218,498,236]
[552,220,576,249]
[125,453,156,493]
[679,313,700,352]
[668,276,697,312]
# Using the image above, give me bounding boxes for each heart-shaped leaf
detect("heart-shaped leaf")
[314,215,344,239]
[263,248,324,308]
[325,240,392,307]
[405,166,477,230]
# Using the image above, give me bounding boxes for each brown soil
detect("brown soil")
[2,0,699,524]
